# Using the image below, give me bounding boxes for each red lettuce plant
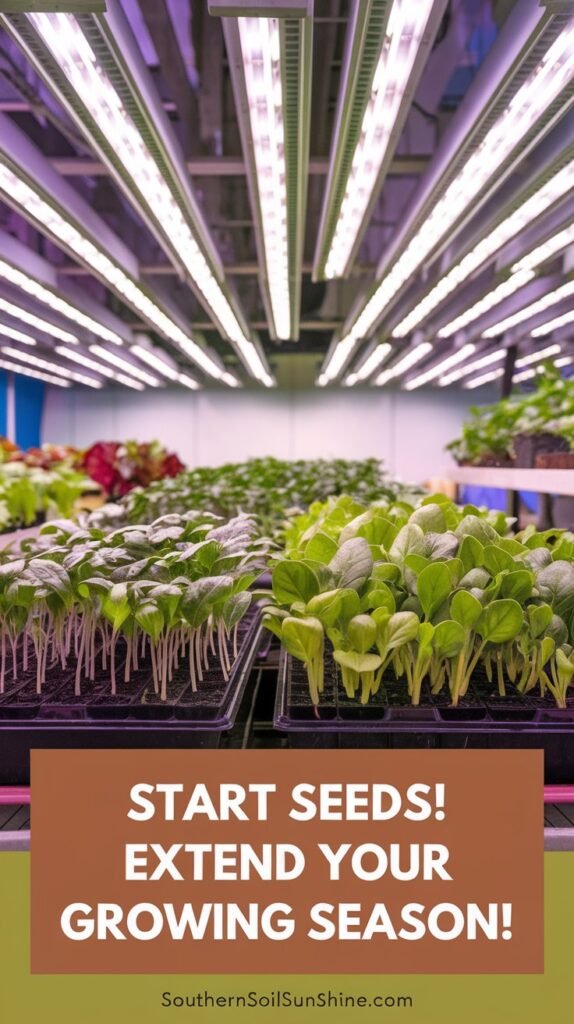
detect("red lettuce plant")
[80,440,185,498]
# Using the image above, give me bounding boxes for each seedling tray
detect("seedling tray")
[0,609,262,784]
[275,652,574,781]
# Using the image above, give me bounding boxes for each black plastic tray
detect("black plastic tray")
[0,610,262,784]
[274,651,574,781]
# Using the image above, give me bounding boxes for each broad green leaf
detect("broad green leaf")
[450,589,483,629]
[417,562,452,621]
[433,620,465,659]
[329,537,373,591]
[476,599,522,644]
[272,560,320,605]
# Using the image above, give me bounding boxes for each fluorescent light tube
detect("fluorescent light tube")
[131,344,179,381]
[531,308,574,337]
[0,356,71,387]
[0,257,124,345]
[178,372,201,391]
[482,281,574,337]
[435,271,535,339]
[115,374,144,392]
[0,320,36,346]
[439,348,506,386]
[18,10,271,386]
[55,344,147,390]
[317,0,444,281]
[88,345,160,387]
[403,344,476,390]
[375,342,432,386]
[513,368,537,383]
[345,343,392,386]
[512,220,574,274]
[0,294,77,343]
[464,368,504,389]
[237,17,289,338]
[0,158,233,384]
[515,343,561,367]
[218,5,311,343]
[321,19,574,379]
[1,345,102,388]
[391,160,574,339]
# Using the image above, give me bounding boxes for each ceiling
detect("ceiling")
[0,0,572,393]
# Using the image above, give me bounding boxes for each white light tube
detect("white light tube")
[391,162,574,339]
[0,356,71,387]
[347,342,392,386]
[0,294,77,343]
[55,344,147,390]
[28,13,270,385]
[178,372,201,391]
[482,281,574,337]
[131,344,179,381]
[464,368,505,389]
[0,320,36,346]
[512,220,574,274]
[0,258,124,344]
[403,343,476,390]
[88,345,160,387]
[515,343,561,367]
[439,348,506,385]
[375,341,432,386]
[323,22,574,377]
[0,162,232,383]
[555,355,574,367]
[324,0,437,280]
[513,368,537,383]
[1,345,102,388]
[115,374,144,391]
[531,307,574,336]
[237,17,289,339]
[436,270,535,339]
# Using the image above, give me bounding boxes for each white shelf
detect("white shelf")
[447,467,574,497]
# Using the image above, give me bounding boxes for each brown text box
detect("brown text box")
[31,749,543,974]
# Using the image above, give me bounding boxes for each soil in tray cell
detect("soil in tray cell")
[0,660,74,719]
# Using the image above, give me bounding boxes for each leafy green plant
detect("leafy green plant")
[0,462,91,532]
[264,493,574,710]
[0,511,266,701]
[447,363,574,465]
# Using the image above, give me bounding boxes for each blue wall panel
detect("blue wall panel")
[14,375,44,449]
[0,371,8,439]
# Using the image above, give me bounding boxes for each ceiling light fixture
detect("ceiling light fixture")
[482,281,574,337]
[55,344,147,391]
[321,12,574,380]
[436,271,536,339]
[0,256,124,345]
[439,347,506,386]
[403,343,476,390]
[1,345,102,388]
[0,294,77,343]
[375,342,432,386]
[88,345,160,387]
[4,7,272,386]
[0,356,71,388]
[314,0,446,280]
[213,1,312,342]
[464,368,505,389]
[514,343,561,367]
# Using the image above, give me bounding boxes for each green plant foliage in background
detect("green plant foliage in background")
[447,363,574,465]
[87,457,423,538]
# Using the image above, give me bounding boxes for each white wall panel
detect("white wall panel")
[41,384,495,482]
